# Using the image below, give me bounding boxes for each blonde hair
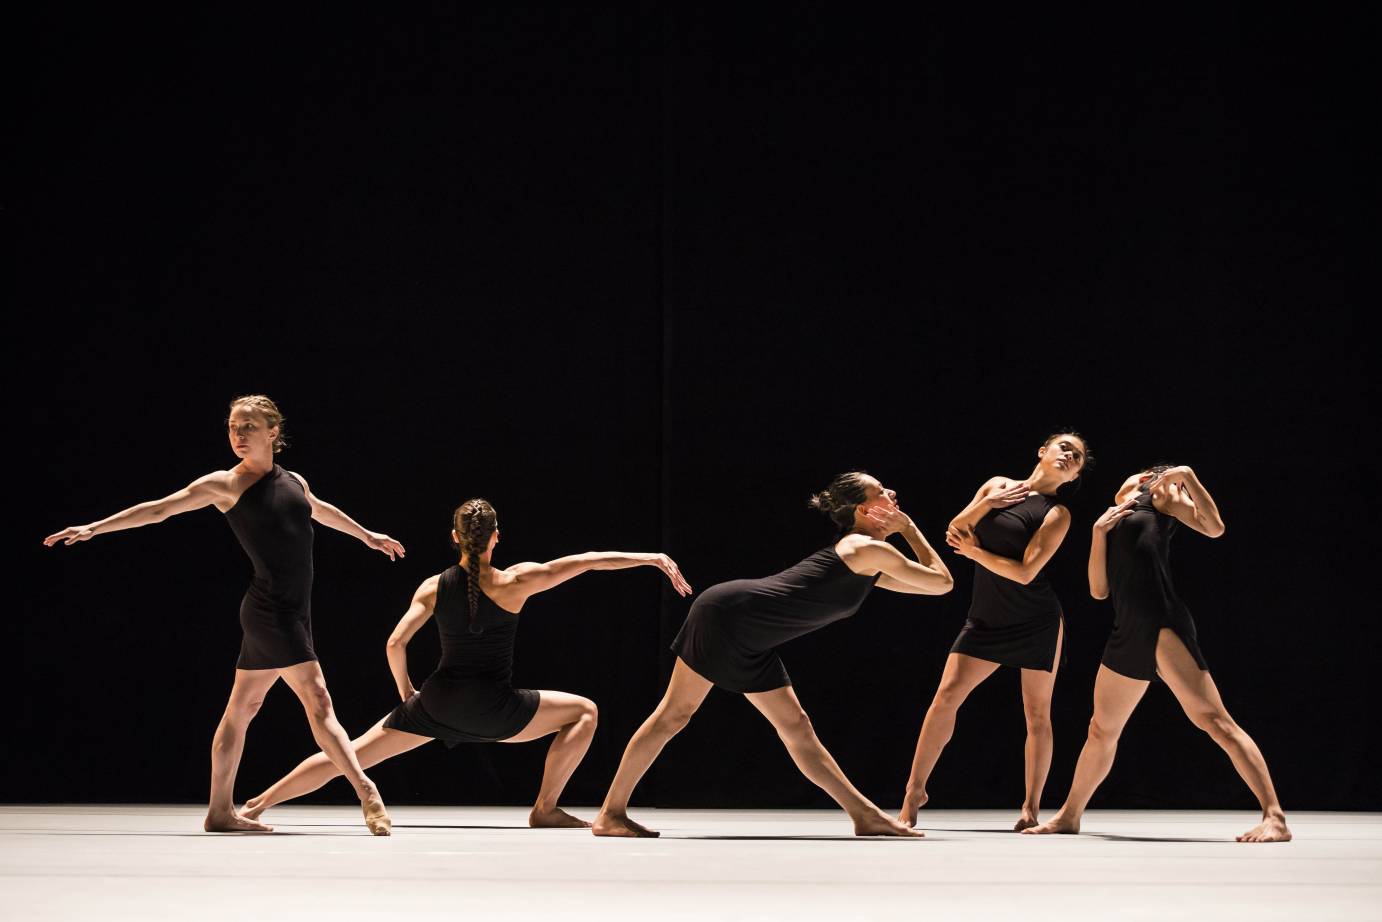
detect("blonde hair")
[228,394,288,453]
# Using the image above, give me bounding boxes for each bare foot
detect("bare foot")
[897,789,929,827]
[530,807,592,829]
[592,810,660,838]
[1022,813,1080,835]
[1013,809,1039,832]
[241,796,267,821]
[1237,814,1291,843]
[363,793,391,837]
[855,809,924,838]
[204,810,273,833]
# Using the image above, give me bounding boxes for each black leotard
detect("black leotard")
[224,464,316,670]
[384,565,540,745]
[671,545,878,693]
[950,492,1065,671]
[1101,491,1209,681]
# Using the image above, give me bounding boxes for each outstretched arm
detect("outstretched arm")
[1155,467,1225,538]
[287,471,406,560]
[506,552,692,605]
[385,576,440,701]
[948,504,1071,585]
[1088,497,1137,599]
[43,472,233,546]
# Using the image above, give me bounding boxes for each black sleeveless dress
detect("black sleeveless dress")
[224,465,316,670]
[671,546,879,693]
[384,565,541,746]
[1101,491,1210,681]
[950,492,1065,671]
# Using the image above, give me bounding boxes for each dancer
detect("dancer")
[243,497,693,829]
[593,472,953,838]
[899,432,1087,831]
[43,395,404,834]
[1024,465,1290,842]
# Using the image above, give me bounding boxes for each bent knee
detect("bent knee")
[300,686,335,720]
[1192,712,1238,740]
[227,697,266,722]
[775,708,814,740]
[575,698,598,727]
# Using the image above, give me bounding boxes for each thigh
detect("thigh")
[1019,619,1065,710]
[661,656,715,714]
[1089,665,1150,734]
[352,717,433,768]
[744,683,812,732]
[937,653,1002,702]
[1155,629,1228,719]
[278,660,332,699]
[500,691,595,744]
[228,667,282,707]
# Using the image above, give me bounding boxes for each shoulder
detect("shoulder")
[414,572,444,602]
[1040,502,1071,526]
[192,469,237,493]
[977,475,1011,494]
[835,535,895,570]
[282,469,310,491]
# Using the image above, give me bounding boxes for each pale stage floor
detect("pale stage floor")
[2,806,1379,921]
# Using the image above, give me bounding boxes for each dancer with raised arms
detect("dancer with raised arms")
[593,472,953,839]
[243,497,693,829]
[43,395,404,834]
[1024,465,1290,842]
[899,432,1087,832]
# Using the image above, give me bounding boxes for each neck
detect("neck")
[1026,464,1065,495]
[237,451,275,475]
[848,524,888,541]
[459,552,491,570]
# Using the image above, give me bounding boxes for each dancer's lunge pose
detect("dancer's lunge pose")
[900,433,1087,832]
[244,498,693,829]
[1024,465,1290,842]
[594,473,953,838]
[44,395,404,834]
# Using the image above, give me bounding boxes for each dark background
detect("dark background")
[13,6,1372,813]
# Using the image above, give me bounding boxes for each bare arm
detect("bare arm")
[385,576,440,701]
[505,551,693,605]
[43,472,233,546]
[287,471,406,560]
[1156,467,1225,538]
[948,504,1072,586]
[842,509,953,595]
[1087,497,1138,599]
[950,477,1030,532]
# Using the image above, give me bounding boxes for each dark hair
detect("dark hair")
[228,394,288,453]
[1042,431,1093,501]
[1137,464,1174,494]
[453,498,497,634]
[808,471,872,534]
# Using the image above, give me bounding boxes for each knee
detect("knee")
[1087,715,1120,745]
[1193,711,1238,743]
[931,683,968,713]
[575,698,598,731]
[226,695,266,724]
[301,683,334,722]
[1024,709,1052,736]
[652,703,696,735]
[775,708,815,743]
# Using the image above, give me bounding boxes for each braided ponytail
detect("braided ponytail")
[452,498,498,634]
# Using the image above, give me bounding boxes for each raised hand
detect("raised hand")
[44,525,95,547]
[1093,497,1138,533]
[652,553,693,596]
[945,524,980,558]
[864,505,912,536]
[365,532,406,561]
[985,481,1031,509]
[1147,466,1194,490]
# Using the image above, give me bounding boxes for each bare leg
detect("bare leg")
[1155,630,1291,843]
[280,661,393,835]
[1014,620,1064,831]
[499,691,600,828]
[898,653,999,826]
[748,686,921,837]
[1024,665,1148,835]
[244,717,430,819]
[594,658,713,838]
[205,668,281,832]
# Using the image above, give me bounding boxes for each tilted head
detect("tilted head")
[227,394,286,457]
[808,471,898,534]
[1036,431,1092,489]
[452,498,498,634]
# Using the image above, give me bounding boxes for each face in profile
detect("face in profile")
[855,475,899,517]
[228,407,277,458]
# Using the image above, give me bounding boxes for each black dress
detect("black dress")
[1101,491,1210,681]
[950,492,1065,671]
[671,546,879,693]
[224,465,317,670]
[385,565,540,745]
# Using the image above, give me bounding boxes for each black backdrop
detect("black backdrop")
[13,6,1373,811]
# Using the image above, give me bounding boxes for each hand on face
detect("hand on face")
[945,524,979,558]
[863,503,910,536]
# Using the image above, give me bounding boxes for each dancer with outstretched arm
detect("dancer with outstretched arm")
[593,472,953,839]
[44,395,404,834]
[899,432,1088,832]
[1024,465,1290,842]
[243,497,693,829]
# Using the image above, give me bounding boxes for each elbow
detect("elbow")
[1206,522,1226,539]
[1013,570,1037,587]
[934,573,955,594]
[1089,586,1109,600]
[386,636,406,651]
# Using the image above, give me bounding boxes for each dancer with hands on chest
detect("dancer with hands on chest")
[899,432,1088,832]
[43,395,405,834]
[1024,465,1290,842]
[594,472,953,839]
[244,498,693,829]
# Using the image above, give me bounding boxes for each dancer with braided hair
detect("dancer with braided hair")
[594,472,953,838]
[244,498,693,829]
[44,395,405,834]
